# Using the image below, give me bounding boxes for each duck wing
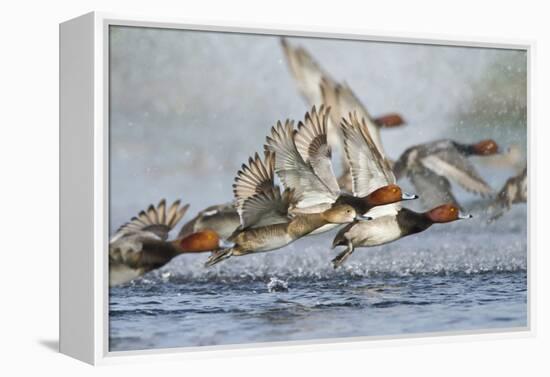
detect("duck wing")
[294,105,340,195]
[177,202,237,238]
[239,188,296,229]
[233,151,291,229]
[280,38,328,107]
[340,112,396,198]
[420,148,493,196]
[111,199,189,243]
[408,165,460,209]
[109,199,190,267]
[321,79,385,156]
[489,167,527,220]
[281,39,347,163]
[265,119,339,209]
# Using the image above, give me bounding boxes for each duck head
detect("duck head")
[366,184,418,206]
[425,204,472,223]
[321,204,369,224]
[373,113,406,128]
[177,229,229,253]
[472,139,499,155]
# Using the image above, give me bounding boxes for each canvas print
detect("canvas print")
[108,26,528,351]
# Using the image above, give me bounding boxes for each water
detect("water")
[109,206,527,351]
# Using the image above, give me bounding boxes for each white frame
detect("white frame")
[59,11,535,365]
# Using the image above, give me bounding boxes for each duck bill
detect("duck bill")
[458,211,473,219]
[401,192,418,200]
[355,214,372,221]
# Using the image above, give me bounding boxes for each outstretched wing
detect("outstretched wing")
[280,38,330,106]
[321,79,385,156]
[421,148,493,196]
[111,199,189,243]
[340,112,396,198]
[294,105,340,196]
[489,167,527,220]
[281,39,345,159]
[265,119,338,209]
[233,151,290,229]
[408,166,460,209]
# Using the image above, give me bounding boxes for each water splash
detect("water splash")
[267,277,289,293]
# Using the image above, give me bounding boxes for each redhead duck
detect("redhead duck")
[264,106,416,231]
[488,166,527,221]
[109,199,227,286]
[280,39,406,170]
[330,112,472,267]
[204,151,365,267]
[332,203,472,267]
[392,139,499,209]
[178,202,240,239]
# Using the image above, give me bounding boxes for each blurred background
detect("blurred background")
[109,26,527,232]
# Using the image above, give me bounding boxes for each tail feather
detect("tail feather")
[204,248,234,267]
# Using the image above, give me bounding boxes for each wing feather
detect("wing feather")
[321,79,385,156]
[233,151,291,229]
[294,105,340,196]
[264,119,337,208]
[280,38,328,106]
[421,152,493,195]
[340,112,395,198]
[111,199,188,243]
[408,166,460,209]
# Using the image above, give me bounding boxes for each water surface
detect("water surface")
[109,206,527,351]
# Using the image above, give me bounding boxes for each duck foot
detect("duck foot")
[331,242,355,269]
[204,248,233,267]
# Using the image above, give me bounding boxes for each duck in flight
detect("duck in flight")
[487,166,527,221]
[109,199,228,286]
[282,38,511,208]
[331,113,473,268]
[182,106,411,247]
[281,38,406,188]
[264,106,417,235]
[392,139,499,209]
[204,151,365,267]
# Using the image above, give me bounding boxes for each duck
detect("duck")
[332,203,472,267]
[264,105,417,235]
[391,139,499,209]
[109,199,227,286]
[488,166,527,221]
[178,202,240,239]
[280,38,406,179]
[204,151,366,267]
[330,112,473,268]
